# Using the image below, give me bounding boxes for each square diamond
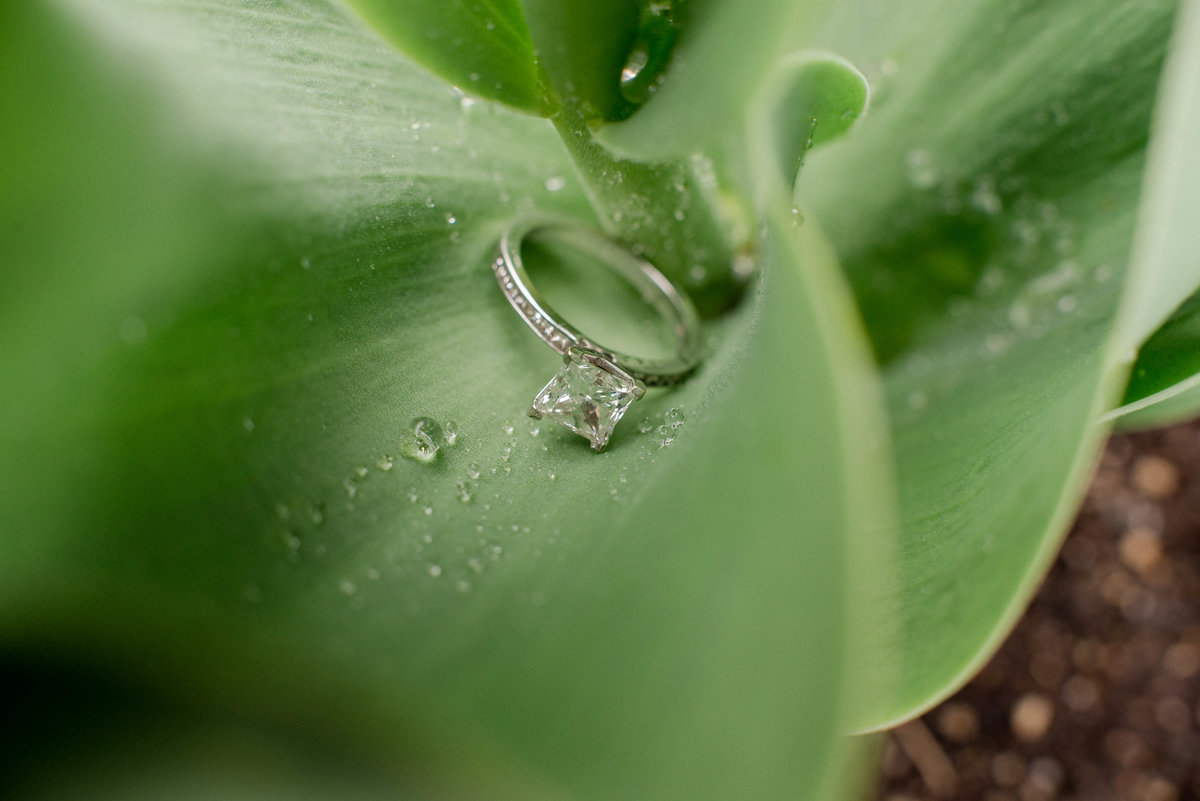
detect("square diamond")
[529,347,645,451]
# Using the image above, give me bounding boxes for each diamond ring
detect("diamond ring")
[493,219,703,451]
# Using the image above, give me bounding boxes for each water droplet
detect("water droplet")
[355,466,369,478]
[503,419,515,435]
[400,417,444,463]
[971,177,1002,215]
[343,479,358,499]
[1057,294,1077,313]
[423,506,434,516]
[664,407,685,428]
[445,213,456,225]
[466,462,481,480]
[656,424,675,448]
[275,503,291,520]
[407,487,419,503]
[242,417,255,432]
[307,504,325,525]
[544,176,566,192]
[427,564,443,578]
[455,579,471,593]
[339,579,357,596]
[443,420,459,446]
[1009,301,1032,330]
[905,149,941,190]
[300,256,311,270]
[455,479,472,502]
[985,332,1013,356]
[376,455,394,471]
[423,197,436,208]
[1028,260,1080,296]
[619,1,677,104]
[637,418,654,434]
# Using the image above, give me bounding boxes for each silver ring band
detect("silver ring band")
[493,219,702,387]
[492,218,703,451]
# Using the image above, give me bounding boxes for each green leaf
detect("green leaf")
[518,0,642,122]
[343,0,549,114]
[769,52,870,186]
[1112,288,1200,428]
[1115,378,1200,430]
[799,0,1180,726]
[595,0,829,159]
[0,0,895,797]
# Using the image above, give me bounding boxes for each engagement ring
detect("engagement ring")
[493,219,702,451]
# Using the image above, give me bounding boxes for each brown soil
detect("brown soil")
[875,422,1200,801]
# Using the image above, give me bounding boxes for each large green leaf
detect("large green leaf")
[344,0,548,114]
[0,0,895,797]
[800,0,1180,726]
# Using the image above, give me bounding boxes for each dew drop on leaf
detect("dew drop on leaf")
[400,417,444,464]
[905,149,941,190]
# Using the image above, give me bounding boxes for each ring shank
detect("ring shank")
[494,219,702,386]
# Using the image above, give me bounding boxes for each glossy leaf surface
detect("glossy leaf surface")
[345,0,547,113]
[0,0,893,797]
[519,0,641,121]
[801,0,1181,726]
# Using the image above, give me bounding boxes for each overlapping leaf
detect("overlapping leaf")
[800,0,1183,726]
[0,0,894,797]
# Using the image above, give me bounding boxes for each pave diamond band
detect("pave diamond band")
[494,219,703,451]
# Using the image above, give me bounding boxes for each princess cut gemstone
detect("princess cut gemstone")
[529,347,645,451]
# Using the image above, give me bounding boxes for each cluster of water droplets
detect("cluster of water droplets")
[892,94,1116,421]
[244,394,698,609]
